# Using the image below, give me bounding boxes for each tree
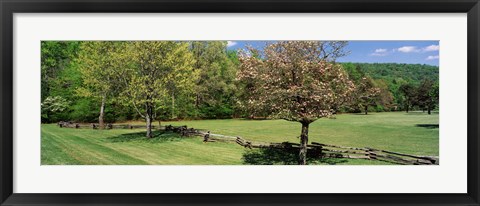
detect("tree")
[41,96,69,122]
[237,41,354,165]
[41,41,80,101]
[119,42,197,138]
[190,41,237,119]
[341,62,439,110]
[354,76,380,115]
[41,41,82,123]
[76,42,125,129]
[373,79,394,111]
[399,83,416,113]
[416,79,439,114]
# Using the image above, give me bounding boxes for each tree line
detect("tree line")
[41,41,239,125]
[41,41,439,124]
[340,62,439,114]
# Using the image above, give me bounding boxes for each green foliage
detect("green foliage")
[373,79,394,111]
[69,98,100,122]
[399,83,416,112]
[112,41,198,137]
[119,41,197,117]
[350,76,380,114]
[415,79,439,113]
[40,41,440,124]
[341,62,439,111]
[41,41,81,101]
[41,41,83,123]
[76,42,125,99]
[190,41,238,119]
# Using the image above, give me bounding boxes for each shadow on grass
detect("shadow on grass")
[242,147,348,165]
[105,130,184,143]
[350,113,371,115]
[416,124,439,129]
[238,118,271,121]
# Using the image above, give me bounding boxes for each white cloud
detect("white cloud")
[423,44,439,52]
[426,55,439,60]
[227,41,237,47]
[397,46,420,53]
[397,45,439,53]
[370,48,389,56]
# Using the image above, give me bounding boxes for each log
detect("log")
[344,155,369,159]
[374,154,416,165]
[379,149,434,161]
[416,158,436,165]
[312,142,368,151]
[322,148,366,155]
[374,158,407,165]
[199,132,237,140]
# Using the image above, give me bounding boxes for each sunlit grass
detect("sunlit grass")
[41,111,438,165]
[162,111,439,156]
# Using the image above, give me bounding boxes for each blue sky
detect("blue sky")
[226,41,439,66]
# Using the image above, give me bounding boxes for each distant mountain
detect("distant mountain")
[341,62,439,85]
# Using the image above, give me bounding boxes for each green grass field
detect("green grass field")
[41,112,438,165]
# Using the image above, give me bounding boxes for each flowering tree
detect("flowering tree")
[237,41,355,165]
[41,96,69,122]
[236,46,272,119]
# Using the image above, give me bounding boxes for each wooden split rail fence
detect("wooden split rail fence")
[58,121,438,165]
[212,135,438,165]
[57,121,200,137]
[58,121,154,129]
[310,142,438,165]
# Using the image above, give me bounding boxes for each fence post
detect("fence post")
[203,131,210,143]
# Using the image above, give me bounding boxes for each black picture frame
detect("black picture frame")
[1,0,479,205]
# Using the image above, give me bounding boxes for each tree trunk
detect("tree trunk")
[406,104,409,113]
[427,106,431,115]
[146,115,153,138]
[46,110,51,123]
[146,104,153,138]
[364,106,368,115]
[99,94,106,129]
[171,93,175,120]
[195,94,199,108]
[299,122,309,165]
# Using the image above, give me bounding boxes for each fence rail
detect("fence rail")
[58,121,155,129]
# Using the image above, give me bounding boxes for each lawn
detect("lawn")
[41,111,438,165]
